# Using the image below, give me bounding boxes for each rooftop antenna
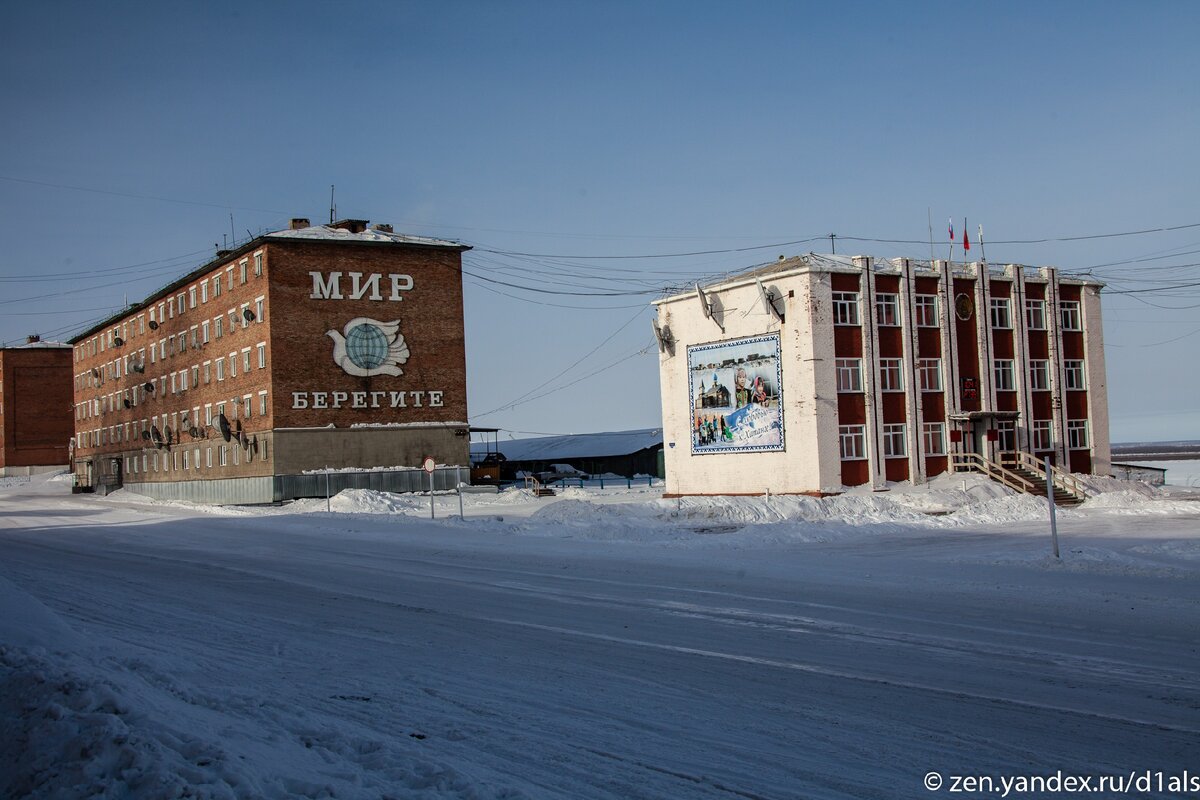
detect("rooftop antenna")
[829,233,837,254]
[229,213,236,246]
[330,184,336,224]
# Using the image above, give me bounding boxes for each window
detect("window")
[206,447,213,468]
[188,287,197,309]
[168,296,175,319]
[258,391,268,416]
[836,358,862,392]
[190,326,198,349]
[241,304,251,329]
[883,424,907,457]
[1025,299,1046,330]
[219,446,228,467]
[1029,360,1050,391]
[253,251,263,276]
[879,359,903,392]
[203,360,211,384]
[918,358,942,392]
[1064,360,1086,390]
[228,352,237,378]
[216,359,225,381]
[1060,301,1081,331]
[998,420,1016,452]
[191,366,199,388]
[1067,419,1089,449]
[833,292,860,326]
[228,309,238,331]
[256,343,266,369]
[875,293,899,326]
[1032,419,1053,451]
[839,425,866,459]
[993,359,1015,391]
[914,294,938,327]
[923,422,946,456]
[201,281,208,304]
[239,259,248,284]
[202,320,210,343]
[226,267,234,291]
[989,297,1012,329]
[212,276,222,298]
[215,316,223,339]
[243,395,252,418]
[242,348,251,373]
[255,297,264,323]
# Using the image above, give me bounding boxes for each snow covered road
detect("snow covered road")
[1,477,1198,798]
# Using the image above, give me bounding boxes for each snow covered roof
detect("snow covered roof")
[267,224,466,250]
[3,340,71,350]
[477,428,664,462]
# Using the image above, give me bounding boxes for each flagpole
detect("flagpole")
[978,223,986,264]
[948,217,954,264]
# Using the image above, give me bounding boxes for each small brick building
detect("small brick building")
[655,254,1110,496]
[0,340,74,477]
[69,219,472,502]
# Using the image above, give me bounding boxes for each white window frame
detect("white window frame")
[989,297,1012,329]
[833,292,860,326]
[1060,301,1082,331]
[875,293,899,327]
[879,358,904,392]
[993,359,1015,391]
[914,294,938,328]
[1029,359,1050,391]
[1032,420,1053,451]
[1064,360,1086,390]
[1025,298,1046,330]
[1067,419,1089,449]
[883,423,907,457]
[922,422,946,456]
[839,425,866,460]
[836,358,862,392]
[918,358,941,392]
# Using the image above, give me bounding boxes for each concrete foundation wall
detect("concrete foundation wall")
[273,426,469,474]
[125,476,275,504]
[0,464,69,478]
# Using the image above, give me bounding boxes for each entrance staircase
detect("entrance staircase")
[524,476,556,498]
[950,451,1088,507]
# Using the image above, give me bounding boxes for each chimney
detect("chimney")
[290,218,311,230]
[26,334,41,344]
[373,223,394,233]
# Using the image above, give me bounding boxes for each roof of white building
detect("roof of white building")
[266,224,465,249]
[474,428,664,462]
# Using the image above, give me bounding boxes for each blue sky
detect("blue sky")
[2,1,1198,443]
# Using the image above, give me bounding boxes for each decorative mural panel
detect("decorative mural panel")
[687,334,784,454]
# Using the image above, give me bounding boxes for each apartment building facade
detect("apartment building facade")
[655,254,1110,496]
[69,219,471,502]
[0,340,73,476]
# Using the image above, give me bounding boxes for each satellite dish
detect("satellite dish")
[141,430,152,441]
[695,284,711,319]
[144,381,155,393]
[132,362,145,373]
[242,308,255,322]
[123,397,131,409]
[651,319,675,354]
[91,368,99,378]
[217,414,232,443]
[756,278,785,323]
[148,320,159,330]
[189,426,201,439]
[114,336,124,347]
[151,425,163,443]
[163,426,174,443]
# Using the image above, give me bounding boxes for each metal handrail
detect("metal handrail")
[950,452,1039,494]
[1001,451,1090,500]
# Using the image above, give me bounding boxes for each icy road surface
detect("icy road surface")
[1,474,1198,798]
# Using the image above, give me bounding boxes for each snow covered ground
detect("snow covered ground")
[2,472,1198,799]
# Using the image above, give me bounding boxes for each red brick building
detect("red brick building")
[69,219,471,502]
[0,340,74,477]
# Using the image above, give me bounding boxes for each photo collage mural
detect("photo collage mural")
[687,333,784,453]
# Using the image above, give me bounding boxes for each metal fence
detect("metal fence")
[273,467,466,502]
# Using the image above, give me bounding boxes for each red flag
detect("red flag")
[963,217,970,251]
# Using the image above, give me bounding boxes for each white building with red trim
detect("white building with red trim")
[654,254,1109,497]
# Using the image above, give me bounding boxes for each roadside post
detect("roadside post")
[1045,456,1060,559]
[325,466,331,513]
[423,456,437,519]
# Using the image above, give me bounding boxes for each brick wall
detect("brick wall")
[0,348,73,469]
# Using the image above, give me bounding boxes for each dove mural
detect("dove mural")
[327,318,410,377]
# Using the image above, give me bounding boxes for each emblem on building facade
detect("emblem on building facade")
[327,318,410,377]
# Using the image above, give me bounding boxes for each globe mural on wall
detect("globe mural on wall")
[327,318,410,377]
